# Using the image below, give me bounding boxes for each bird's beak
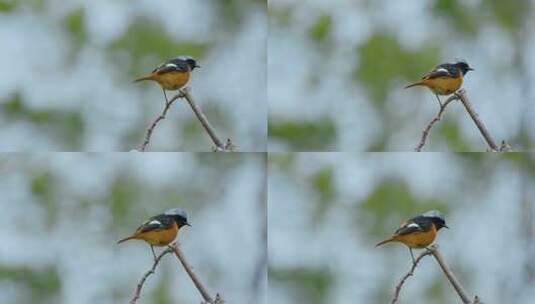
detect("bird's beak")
[195,64,201,68]
[443,224,449,229]
[185,223,191,227]
[468,67,474,71]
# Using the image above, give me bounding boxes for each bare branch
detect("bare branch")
[169,243,219,304]
[428,246,472,304]
[391,248,433,304]
[138,93,183,151]
[181,87,235,152]
[138,87,235,152]
[415,94,459,151]
[130,247,174,304]
[390,245,483,304]
[415,89,512,152]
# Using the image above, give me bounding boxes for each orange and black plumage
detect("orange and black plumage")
[376,210,448,263]
[405,61,473,106]
[134,56,200,101]
[117,208,190,259]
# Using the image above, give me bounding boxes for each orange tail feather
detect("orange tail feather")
[133,74,155,83]
[117,235,136,244]
[375,237,394,247]
[404,81,424,89]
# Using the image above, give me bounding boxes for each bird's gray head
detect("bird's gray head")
[422,210,448,230]
[165,208,190,227]
[177,55,200,70]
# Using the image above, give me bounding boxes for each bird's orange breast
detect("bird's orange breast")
[421,76,463,95]
[133,222,178,246]
[151,71,191,90]
[392,224,437,248]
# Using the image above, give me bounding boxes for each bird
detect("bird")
[117,208,191,260]
[405,60,473,106]
[375,210,448,263]
[134,55,200,103]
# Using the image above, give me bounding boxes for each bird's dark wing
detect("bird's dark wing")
[394,220,423,236]
[135,214,171,233]
[422,63,457,80]
[152,59,189,74]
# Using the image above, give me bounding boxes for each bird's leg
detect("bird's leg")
[151,245,157,261]
[435,94,443,108]
[409,248,416,265]
[162,88,169,105]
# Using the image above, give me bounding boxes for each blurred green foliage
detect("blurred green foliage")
[439,119,472,151]
[0,0,44,12]
[30,170,60,228]
[355,32,439,106]
[268,119,336,150]
[64,8,87,49]
[309,167,335,223]
[269,266,333,304]
[432,0,479,37]
[109,18,210,75]
[1,94,84,149]
[0,265,60,302]
[308,15,332,42]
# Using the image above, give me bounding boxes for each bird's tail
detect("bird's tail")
[133,74,154,83]
[375,237,394,247]
[404,81,424,89]
[117,235,136,244]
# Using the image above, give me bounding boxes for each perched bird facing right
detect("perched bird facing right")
[134,55,200,102]
[117,208,191,260]
[376,210,448,263]
[405,60,473,106]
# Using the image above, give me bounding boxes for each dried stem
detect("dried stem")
[415,89,511,152]
[138,93,183,151]
[391,248,433,304]
[138,87,235,152]
[428,246,472,304]
[390,244,482,304]
[130,247,174,304]
[169,243,218,304]
[415,94,459,151]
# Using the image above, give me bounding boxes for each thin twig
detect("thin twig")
[169,242,217,304]
[138,87,235,152]
[415,94,459,151]
[456,89,502,151]
[391,247,434,304]
[130,247,174,304]
[138,93,183,151]
[181,87,235,152]
[428,246,472,304]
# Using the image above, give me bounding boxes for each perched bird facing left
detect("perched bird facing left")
[117,208,191,259]
[376,210,448,263]
[405,60,473,106]
[134,55,200,102]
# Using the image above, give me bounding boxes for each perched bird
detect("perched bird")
[117,208,191,259]
[376,210,448,263]
[134,55,200,102]
[405,61,473,106]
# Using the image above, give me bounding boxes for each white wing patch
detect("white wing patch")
[435,68,448,73]
[406,222,420,229]
[165,63,178,68]
[148,220,162,226]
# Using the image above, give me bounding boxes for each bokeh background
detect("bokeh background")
[0,153,267,304]
[269,152,535,304]
[268,0,535,151]
[0,0,266,151]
